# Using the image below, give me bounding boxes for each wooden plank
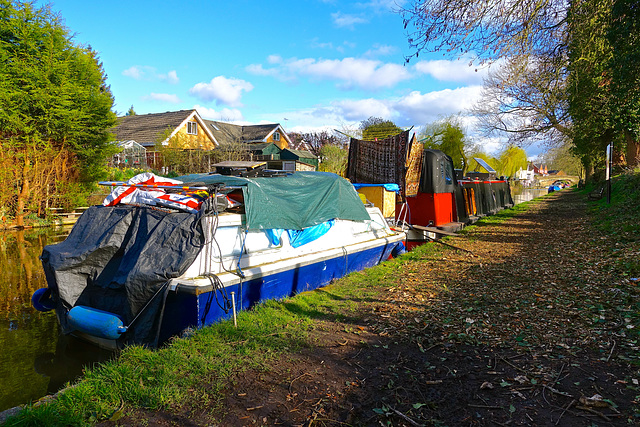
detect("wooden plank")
[410,224,459,237]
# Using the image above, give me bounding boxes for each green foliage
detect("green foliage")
[0,1,117,222]
[420,117,470,172]
[608,0,640,165]
[498,145,528,178]
[360,117,403,141]
[567,0,616,178]
[318,145,348,176]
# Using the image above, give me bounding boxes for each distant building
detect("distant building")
[530,163,548,176]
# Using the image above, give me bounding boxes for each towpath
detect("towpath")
[103,189,639,426]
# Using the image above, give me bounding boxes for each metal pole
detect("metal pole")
[231,291,237,327]
[607,143,612,204]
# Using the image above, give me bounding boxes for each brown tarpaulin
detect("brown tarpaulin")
[346,131,422,197]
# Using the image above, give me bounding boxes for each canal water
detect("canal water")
[512,187,549,204]
[0,227,114,412]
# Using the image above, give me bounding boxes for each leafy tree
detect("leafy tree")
[318,145,348,176]
[0,1,117,225]
[538,143,584,177]
[360,117,403,141]
[608,0,640,166]
[126,105,137,116]
[421,117,470,173]
[497,145,528,178]
[566,0,616,179]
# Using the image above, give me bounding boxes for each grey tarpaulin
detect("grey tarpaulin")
[419,149,458,194]
[41,204,205,346]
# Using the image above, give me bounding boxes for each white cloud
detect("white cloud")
[142,93,182,104]
[394,87,484,124]
[189,76,254,107]
[277,86,484,134]
[364,44,397,58]
[331,11,367,28]
[333,98,393,121]
[246,56,411,90]
[195,105,245,122]
[122,66,147,80]
[414,59,493,85]
[159,70,179,84]
[122,66,179,84]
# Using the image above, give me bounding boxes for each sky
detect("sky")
[39,0,536,156]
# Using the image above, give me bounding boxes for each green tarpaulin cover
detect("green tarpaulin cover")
[178,171,370,230]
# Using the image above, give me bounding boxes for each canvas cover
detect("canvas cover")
[41,204,206,346]
[419,149,458,194]
[178,171,370,230]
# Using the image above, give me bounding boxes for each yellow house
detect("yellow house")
[112,109,218,150]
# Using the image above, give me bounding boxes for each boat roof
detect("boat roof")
[178,171,370,230]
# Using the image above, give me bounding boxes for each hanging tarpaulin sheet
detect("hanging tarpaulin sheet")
[346,131,422,197]
[419,149,458,194]
[178,171,370,230]
[405,134,423,197]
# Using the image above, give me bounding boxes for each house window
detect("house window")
[187,121,198,135]
[273,131,280,141]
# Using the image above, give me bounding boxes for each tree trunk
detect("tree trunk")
[625,130,640,168]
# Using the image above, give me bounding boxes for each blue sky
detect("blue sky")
[42,0,520,155]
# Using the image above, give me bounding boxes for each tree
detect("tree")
[401,0,640,178]
[566,0,616,179]
[538,143,584,177]
[608,0,640,166]
[126,105,137,116]
[421,117,470,173]
[0,1,117,225]
[317,145,348,176]
[472,55,571,147]
[497,145,528,178]
[288,131,344,157]
[400,0,567,63]
[360,117,403,141]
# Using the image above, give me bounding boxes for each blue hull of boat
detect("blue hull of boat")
[157,240,398,343]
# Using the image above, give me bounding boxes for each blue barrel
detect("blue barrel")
[32,288,56,312]
[67,306,127,340]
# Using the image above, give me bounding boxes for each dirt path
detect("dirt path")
[116,190,640,426]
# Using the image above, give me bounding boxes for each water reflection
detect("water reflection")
[0,228,114,412]
[512,187,548,204]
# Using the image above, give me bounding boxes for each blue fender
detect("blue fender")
[67,306,127,340]
[32,288,56,312]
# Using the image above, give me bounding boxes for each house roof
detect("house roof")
[205,120,290,145]
[282,148,316,158]
[112,110,195,145]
